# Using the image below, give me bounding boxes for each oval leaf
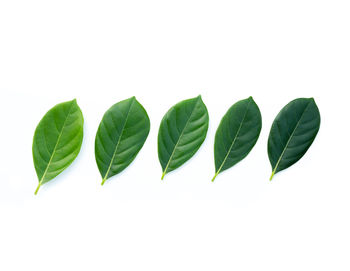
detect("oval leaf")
[212,97,262,182]
[158,95,209,179]
[268,98,321,180]
[95,97,150,185]
[32,99,84,195]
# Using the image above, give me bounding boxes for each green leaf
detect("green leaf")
[32,99,84,195]
[95,97,150,185]
[158,95,209,179]
[212,97,262,182]
[268,98,321,180]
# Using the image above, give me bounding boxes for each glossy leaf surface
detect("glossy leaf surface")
[95,97,150,185]
[32,99,84,194]
[158,95,209,179]
[268,98,321,180]
[212,97,262,181]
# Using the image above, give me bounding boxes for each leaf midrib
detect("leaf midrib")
[40,101,75,184]
[162,97,200,178]
[215,99,252,177]
[102,98,135,182]
[271,100,312,177]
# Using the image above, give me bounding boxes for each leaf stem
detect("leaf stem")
[269,170,275,181]
[211,172,219,182]
[161,172,166,180]
[34,182,41,195]
[101,178,107,186]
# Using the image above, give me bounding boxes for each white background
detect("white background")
[0,0,349,270]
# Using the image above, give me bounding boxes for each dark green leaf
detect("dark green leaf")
[32,99,84,195]
[158,95,209,179]
[268,98,321,180]
[95,97,150,185]
[212,97,262,181]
